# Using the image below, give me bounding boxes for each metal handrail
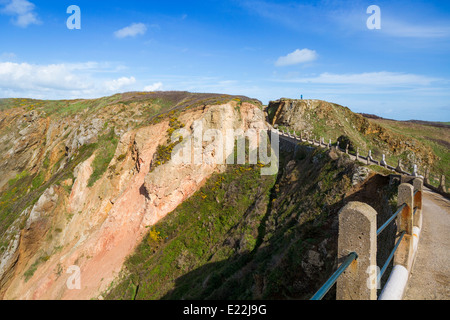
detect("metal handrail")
[377,203,406,236]
[377,231,406,284]
[310,252,358,300]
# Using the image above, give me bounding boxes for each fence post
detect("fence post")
[413,178,423,229]
[337,202,378,300]
[439,175,447,193]
[424,167,430,185]
[394,184,414,271]
[396,160,403,173]
[381,154,387,167]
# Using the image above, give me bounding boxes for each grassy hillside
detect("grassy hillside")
[268,99,449,189]
[366,118,450,188]
[105,145,397,300]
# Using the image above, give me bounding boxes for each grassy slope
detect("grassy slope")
[271,101,392,157]
[367,118,450,188]
[106,163,276,300]
[105,145,395,300]
[269,100,449,188]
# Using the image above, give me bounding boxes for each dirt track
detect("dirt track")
[404,188,450,300]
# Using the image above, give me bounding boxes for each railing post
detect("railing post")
[394,184,414,271]
[412,165,418,177]
[396,160,403,173]
[424,167,430,185]
[337,202,378,300]
[381,154,387,167]
[413,178,423,229]
[439,175,447,193]
[367,150,372,165]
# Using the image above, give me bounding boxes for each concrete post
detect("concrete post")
[337,202,378,300]
[355,148,359,161]
[381,154,387,167]
[345,144,349,155]
[396,160,403,173]
[367,150,372,165]
[394,184,414,271]
[413,178,423,229]
[329,139,332,149]
[424,167,430,185]
[439,175,447,193]
[412,165,418,177]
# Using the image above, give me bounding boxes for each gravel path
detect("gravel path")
[404,187,450,300]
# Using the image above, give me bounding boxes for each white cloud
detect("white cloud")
[275,49,318,67]
[0,62,89,91]
[144,82,163,91]
[114,23,147,39]
[105,76,136,92]
[0,61,139,99]
[1,0,40,27]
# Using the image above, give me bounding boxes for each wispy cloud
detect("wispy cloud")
[276,71,440,87]
[241,0,450,40]
[381,20,450,38]
[1,0,40,27]
[114,23,147,39]
[0,52,16,60]
[275,49,318,67]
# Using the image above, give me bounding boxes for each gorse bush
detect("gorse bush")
[150,115,185,172]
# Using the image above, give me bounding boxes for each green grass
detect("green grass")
[24,255,51,281]
[272,99,449,188]
[370,119,450,188]
[106,163,276,300]
[87,129,119,187]
[106,145,362,300]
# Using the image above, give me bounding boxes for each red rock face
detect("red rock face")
[1,101,267,300]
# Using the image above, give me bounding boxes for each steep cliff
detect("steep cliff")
[0,93,404,300]
[105,144,398,300]
[0,92,265,299]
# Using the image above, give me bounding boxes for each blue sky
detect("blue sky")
[0,0,449,121]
